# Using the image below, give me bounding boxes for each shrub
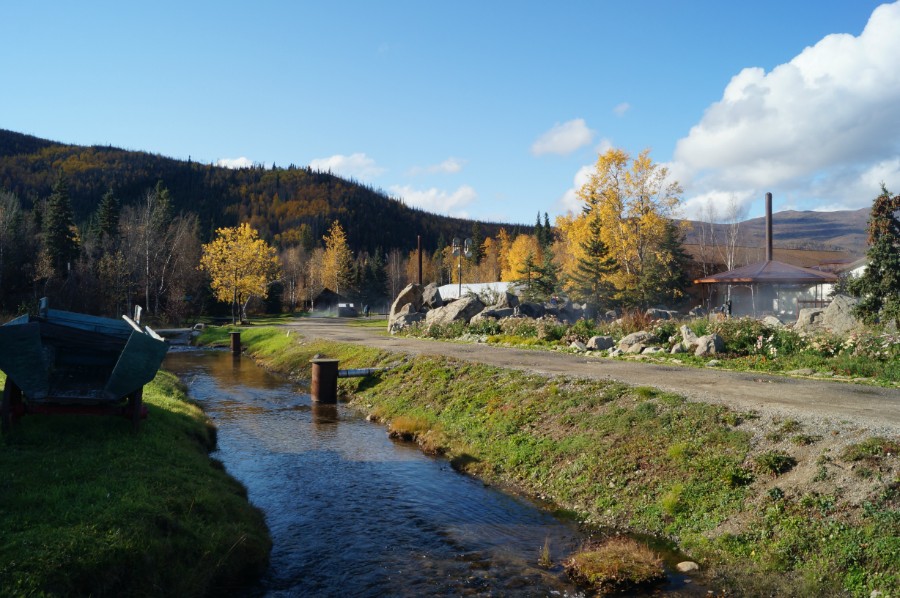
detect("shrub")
[661,483,686,515]
[841,437,900,462]
[537,319,569,342]
[499,317,539,338]
[565,537,664,595]
[754,451,797,476]
[566,318,600,343]
[615,309,655,336]
[467,318,502,336]
[723,465,754,488]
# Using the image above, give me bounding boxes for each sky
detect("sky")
[2,1,899,226]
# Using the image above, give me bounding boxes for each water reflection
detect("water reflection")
[164,350,703,597]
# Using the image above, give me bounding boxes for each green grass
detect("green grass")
[200,326,900,597]
[0,370,271,596]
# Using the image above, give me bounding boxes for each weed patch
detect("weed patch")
[565,537,664,595]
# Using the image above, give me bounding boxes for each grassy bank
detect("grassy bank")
[0,370,271,596]
[201,326,899,596]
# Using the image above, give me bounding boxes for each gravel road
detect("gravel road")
[285,318,900,435]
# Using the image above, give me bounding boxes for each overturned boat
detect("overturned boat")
[0,300,169,432]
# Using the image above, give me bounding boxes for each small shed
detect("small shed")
[694,192,838,318]
[312,288,346,313]
[695,260,837,318]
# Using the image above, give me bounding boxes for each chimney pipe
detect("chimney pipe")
[765,192,773,262]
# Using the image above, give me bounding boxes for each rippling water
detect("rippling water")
[165,350,588,597]
[165,349,708,597]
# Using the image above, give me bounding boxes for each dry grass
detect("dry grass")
[387,415,432,442]
[565,537,665,594]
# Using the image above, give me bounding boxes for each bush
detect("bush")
[565,537,664,595]
[841,437,900,462]
[499,317,539,338]
[754,451,797,476]
[467,318,502,336]
[566,318,600,343]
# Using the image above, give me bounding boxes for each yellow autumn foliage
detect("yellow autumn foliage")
[563,147,683,305]
[199,223,280,318]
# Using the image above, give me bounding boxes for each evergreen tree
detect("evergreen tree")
[517,249,558,302]
[642,219,690,306]
[569,212,616,309]
[43,173,79,277]
[534,213,544,248]
[470,222,484,265]
[848,185,900,327]
[95,187,121,240]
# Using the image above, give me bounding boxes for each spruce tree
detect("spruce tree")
[569,212,616,309]
[849,185,900,327]
[95,187,121,240]
[642,218,690,306]
[43,173,79,277]
[470,222,484,265]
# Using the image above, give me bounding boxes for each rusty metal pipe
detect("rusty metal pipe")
[310,358,339,403]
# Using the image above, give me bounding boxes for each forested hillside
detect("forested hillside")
[0,129,519,253]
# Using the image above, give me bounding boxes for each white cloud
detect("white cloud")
[531,118,594,156]
[594,137,613,155]
[613,102,630,117]
[408,157,466,176]
[389,184,477,217]
[557,164,595,215]
[309,153,385,180]
[673,1,900,212]
[215,157,254,169]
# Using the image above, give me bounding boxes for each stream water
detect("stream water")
[164,349,703,597]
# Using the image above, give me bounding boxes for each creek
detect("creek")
[164,349,702,597]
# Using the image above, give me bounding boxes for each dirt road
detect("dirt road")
[285,318,900,433]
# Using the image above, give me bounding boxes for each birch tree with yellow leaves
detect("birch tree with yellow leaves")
[572,147,684,307]
[200,222,280,324]
[321,221,353,295]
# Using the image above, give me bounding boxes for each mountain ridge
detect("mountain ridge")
[0,129,870,255]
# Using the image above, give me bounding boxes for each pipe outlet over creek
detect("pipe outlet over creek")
[164,348,704,597]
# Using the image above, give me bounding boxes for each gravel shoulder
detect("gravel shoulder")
[284,317,900,436]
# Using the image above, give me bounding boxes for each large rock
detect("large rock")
[389,312,426,333]
[493,292,520,309]
[425,295,485,327]
[619,331,655,351]
[795,308,825,334]
[516,302,545,319]
[557,302,585,324]
[822,294,861,335]
[388,304,425,333]
[421,283,443,310]
[694,333,725,356]
[688,306,706,318]
[646,308,676,320]
[761,315,784,328]
[470,307,515,322]
[389,283,423,320]
[680,325,699,350]
[587,335,615,351]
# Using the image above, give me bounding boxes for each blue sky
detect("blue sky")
[2,1,898,225]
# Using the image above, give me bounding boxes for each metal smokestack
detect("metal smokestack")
[765,192,773,262]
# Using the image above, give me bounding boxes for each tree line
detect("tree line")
[0,147,695,322]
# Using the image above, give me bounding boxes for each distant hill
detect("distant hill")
[0,129,872,256]
[0,129,524,252]
[683,208,870,256]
